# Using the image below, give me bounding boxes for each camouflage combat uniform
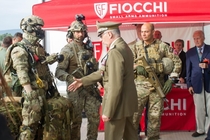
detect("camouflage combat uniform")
[5,37,52,139]
[4,15,72,140]
[55,40,101,140]
[132,39,181,140]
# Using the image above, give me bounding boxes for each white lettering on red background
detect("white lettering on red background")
[110,2,167,14]
[94,2,167,19]
[164,98,187,111]
[162,98,187,116]
[92,41,103,61]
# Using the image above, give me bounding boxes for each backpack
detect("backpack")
[4,42,34,97]
[43,96,73,140]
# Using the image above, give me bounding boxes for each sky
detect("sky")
[0,0,42,30]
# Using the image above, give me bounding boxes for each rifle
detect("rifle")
[135,56,165,98]
[135,56,170,108]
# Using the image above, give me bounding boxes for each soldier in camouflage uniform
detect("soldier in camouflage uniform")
[4,15,67,140]
[132,23,181,140]
[55,16,101,140]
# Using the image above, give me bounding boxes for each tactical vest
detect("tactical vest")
[135,40,164,74]
[67,42,98,76]
[4,42,56,96]
[67,42,102,102]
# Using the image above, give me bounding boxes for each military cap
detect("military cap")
[96,21,122,37]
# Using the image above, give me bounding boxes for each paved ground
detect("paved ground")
[58,84,207,140]
[81,118,207,140]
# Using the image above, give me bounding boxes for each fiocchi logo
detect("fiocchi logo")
[94,2,168,19]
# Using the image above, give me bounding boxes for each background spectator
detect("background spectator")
[12,32,23,44]
[174,39,186,83]
[0,36,12,72]
[153,30,170,46]
[186,30,210,137]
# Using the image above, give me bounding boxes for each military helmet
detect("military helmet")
[162,57,174,74]
[20,15,44,33]
[68,21,87,32]
[20,15,45,39]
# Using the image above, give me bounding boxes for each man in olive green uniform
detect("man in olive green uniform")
[68,21,138,140]
[0,36,12,72]
[55,16,101,140]
[4,15,67,140]
[132,23,181,140]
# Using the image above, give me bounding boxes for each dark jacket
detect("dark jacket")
[186,44,210,93]
[179,50,186,80]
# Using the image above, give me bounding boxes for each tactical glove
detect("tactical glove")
[162,80,174,95]
[42,53,58,65]
[24,90,43,112]
[136,65,148,77]
[30,96,43,112]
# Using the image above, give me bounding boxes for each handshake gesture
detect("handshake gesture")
[67,77,83,92]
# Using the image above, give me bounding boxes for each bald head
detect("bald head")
[142,23,154,31]
[141,22,155,44]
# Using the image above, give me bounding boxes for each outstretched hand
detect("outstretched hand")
[68,77,83,92]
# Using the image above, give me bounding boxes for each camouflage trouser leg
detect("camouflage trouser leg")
[133,83,150,132]
[133,81,164,140]
[68,91,83,140]
[18,96,44,140]
[147,92,164,140]
[84,93,101,140]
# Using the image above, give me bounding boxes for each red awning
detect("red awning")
[32,0,210,30]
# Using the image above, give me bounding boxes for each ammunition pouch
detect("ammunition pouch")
[71,67,84,78]
[11,72,23,97]
[84,60,97,75]
[151,62,163,74]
